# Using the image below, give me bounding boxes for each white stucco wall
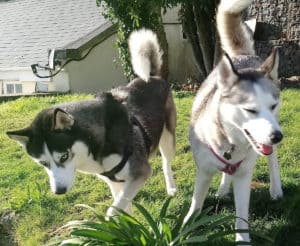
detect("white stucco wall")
[164,24,200,83]
[66,35,127,93]
[163,5,200,83]
[0,68,41,95]
[0,67,69,95]
[50,71,70,92]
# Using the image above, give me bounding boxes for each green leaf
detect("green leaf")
[171,202,189,238]
[250,229,274,243]
[200,214,235,235]
[75,204,105,221]
[233,241,252,245]
[110,207,154,242]
[71,229,116,242]
[181,235,208,244]
[134,202,163,242]
[159,197,172,219]
[171,210,231,244]
[59,237,87,245]
[159,221,172,243]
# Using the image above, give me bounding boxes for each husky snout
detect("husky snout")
[270,130,283,144]
[46,163,76,195]
[243,115,282,156]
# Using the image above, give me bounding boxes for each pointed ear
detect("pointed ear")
[53,108,74,130]
[7,128,31,147]
[259,47,280,81]
[217,53,239,89]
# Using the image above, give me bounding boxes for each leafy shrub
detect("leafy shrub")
[51,198,247,246]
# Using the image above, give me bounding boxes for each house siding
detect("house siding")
[0,69,36,95]
[0,68,69,95]
[66,35,126,93]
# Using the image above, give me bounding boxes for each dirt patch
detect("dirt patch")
[251,181,267,189]
[0,212,18,246]
[280,76,300,89]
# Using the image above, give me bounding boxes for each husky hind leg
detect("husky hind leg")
[216,173,232,198]
[159,94,177,196]
[159,126,177,196]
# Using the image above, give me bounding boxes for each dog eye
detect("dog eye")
[39,161,49,167]
[244,108,258,114]
[270,104,277,110]
[60,152,69,163]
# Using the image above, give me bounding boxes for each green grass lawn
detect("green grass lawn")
[0,89,299,246]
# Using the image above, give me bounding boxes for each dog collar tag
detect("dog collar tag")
[223,152,232,160]
[223,145,235,160]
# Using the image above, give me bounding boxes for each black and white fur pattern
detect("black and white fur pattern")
[184,0,283,243]
[7,29,177,217]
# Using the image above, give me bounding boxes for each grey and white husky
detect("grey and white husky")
[7,29,177,216]
[184,0,283,243]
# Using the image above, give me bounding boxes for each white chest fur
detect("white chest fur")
[71,141,123,175]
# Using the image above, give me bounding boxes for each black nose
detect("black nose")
[55,187,67,195]
[270,130,283,144]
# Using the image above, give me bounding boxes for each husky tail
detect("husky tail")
[217,0,254,57]
[128,29,163,82]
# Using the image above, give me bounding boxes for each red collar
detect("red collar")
[208,145,243,175]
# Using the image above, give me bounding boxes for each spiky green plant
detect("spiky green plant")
[50,198,266,246]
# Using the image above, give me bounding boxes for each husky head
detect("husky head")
[7,108,81,194]
[217,48,283,156]
[7,95,130,194]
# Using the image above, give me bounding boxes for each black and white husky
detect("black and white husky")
[7,29,177,216]
[184,0,283,243]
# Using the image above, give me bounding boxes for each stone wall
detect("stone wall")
[247,0,299,78]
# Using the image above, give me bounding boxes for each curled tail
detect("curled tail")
[217,0,255,57]
[128,29,163,82]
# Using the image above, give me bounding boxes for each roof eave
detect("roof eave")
[54,22,117,60]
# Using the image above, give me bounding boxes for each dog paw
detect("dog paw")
[167,187,177,196]
[106,207,118,218]
[270,186,283,200]
[236,234,251,245]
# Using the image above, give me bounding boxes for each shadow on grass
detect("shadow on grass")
[199,182,300,246]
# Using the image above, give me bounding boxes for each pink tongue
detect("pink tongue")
[261,144,273,155]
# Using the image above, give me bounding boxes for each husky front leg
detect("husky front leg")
[106,168,151,217]
[184,170,214,223]
[103,178,133,214]
[216,172,232,197]
[268,147,283,199]
[232,170,254,243]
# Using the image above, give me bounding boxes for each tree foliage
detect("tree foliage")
[98,0,220,82]
[98,0,169,80]
[179,0,220,80]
